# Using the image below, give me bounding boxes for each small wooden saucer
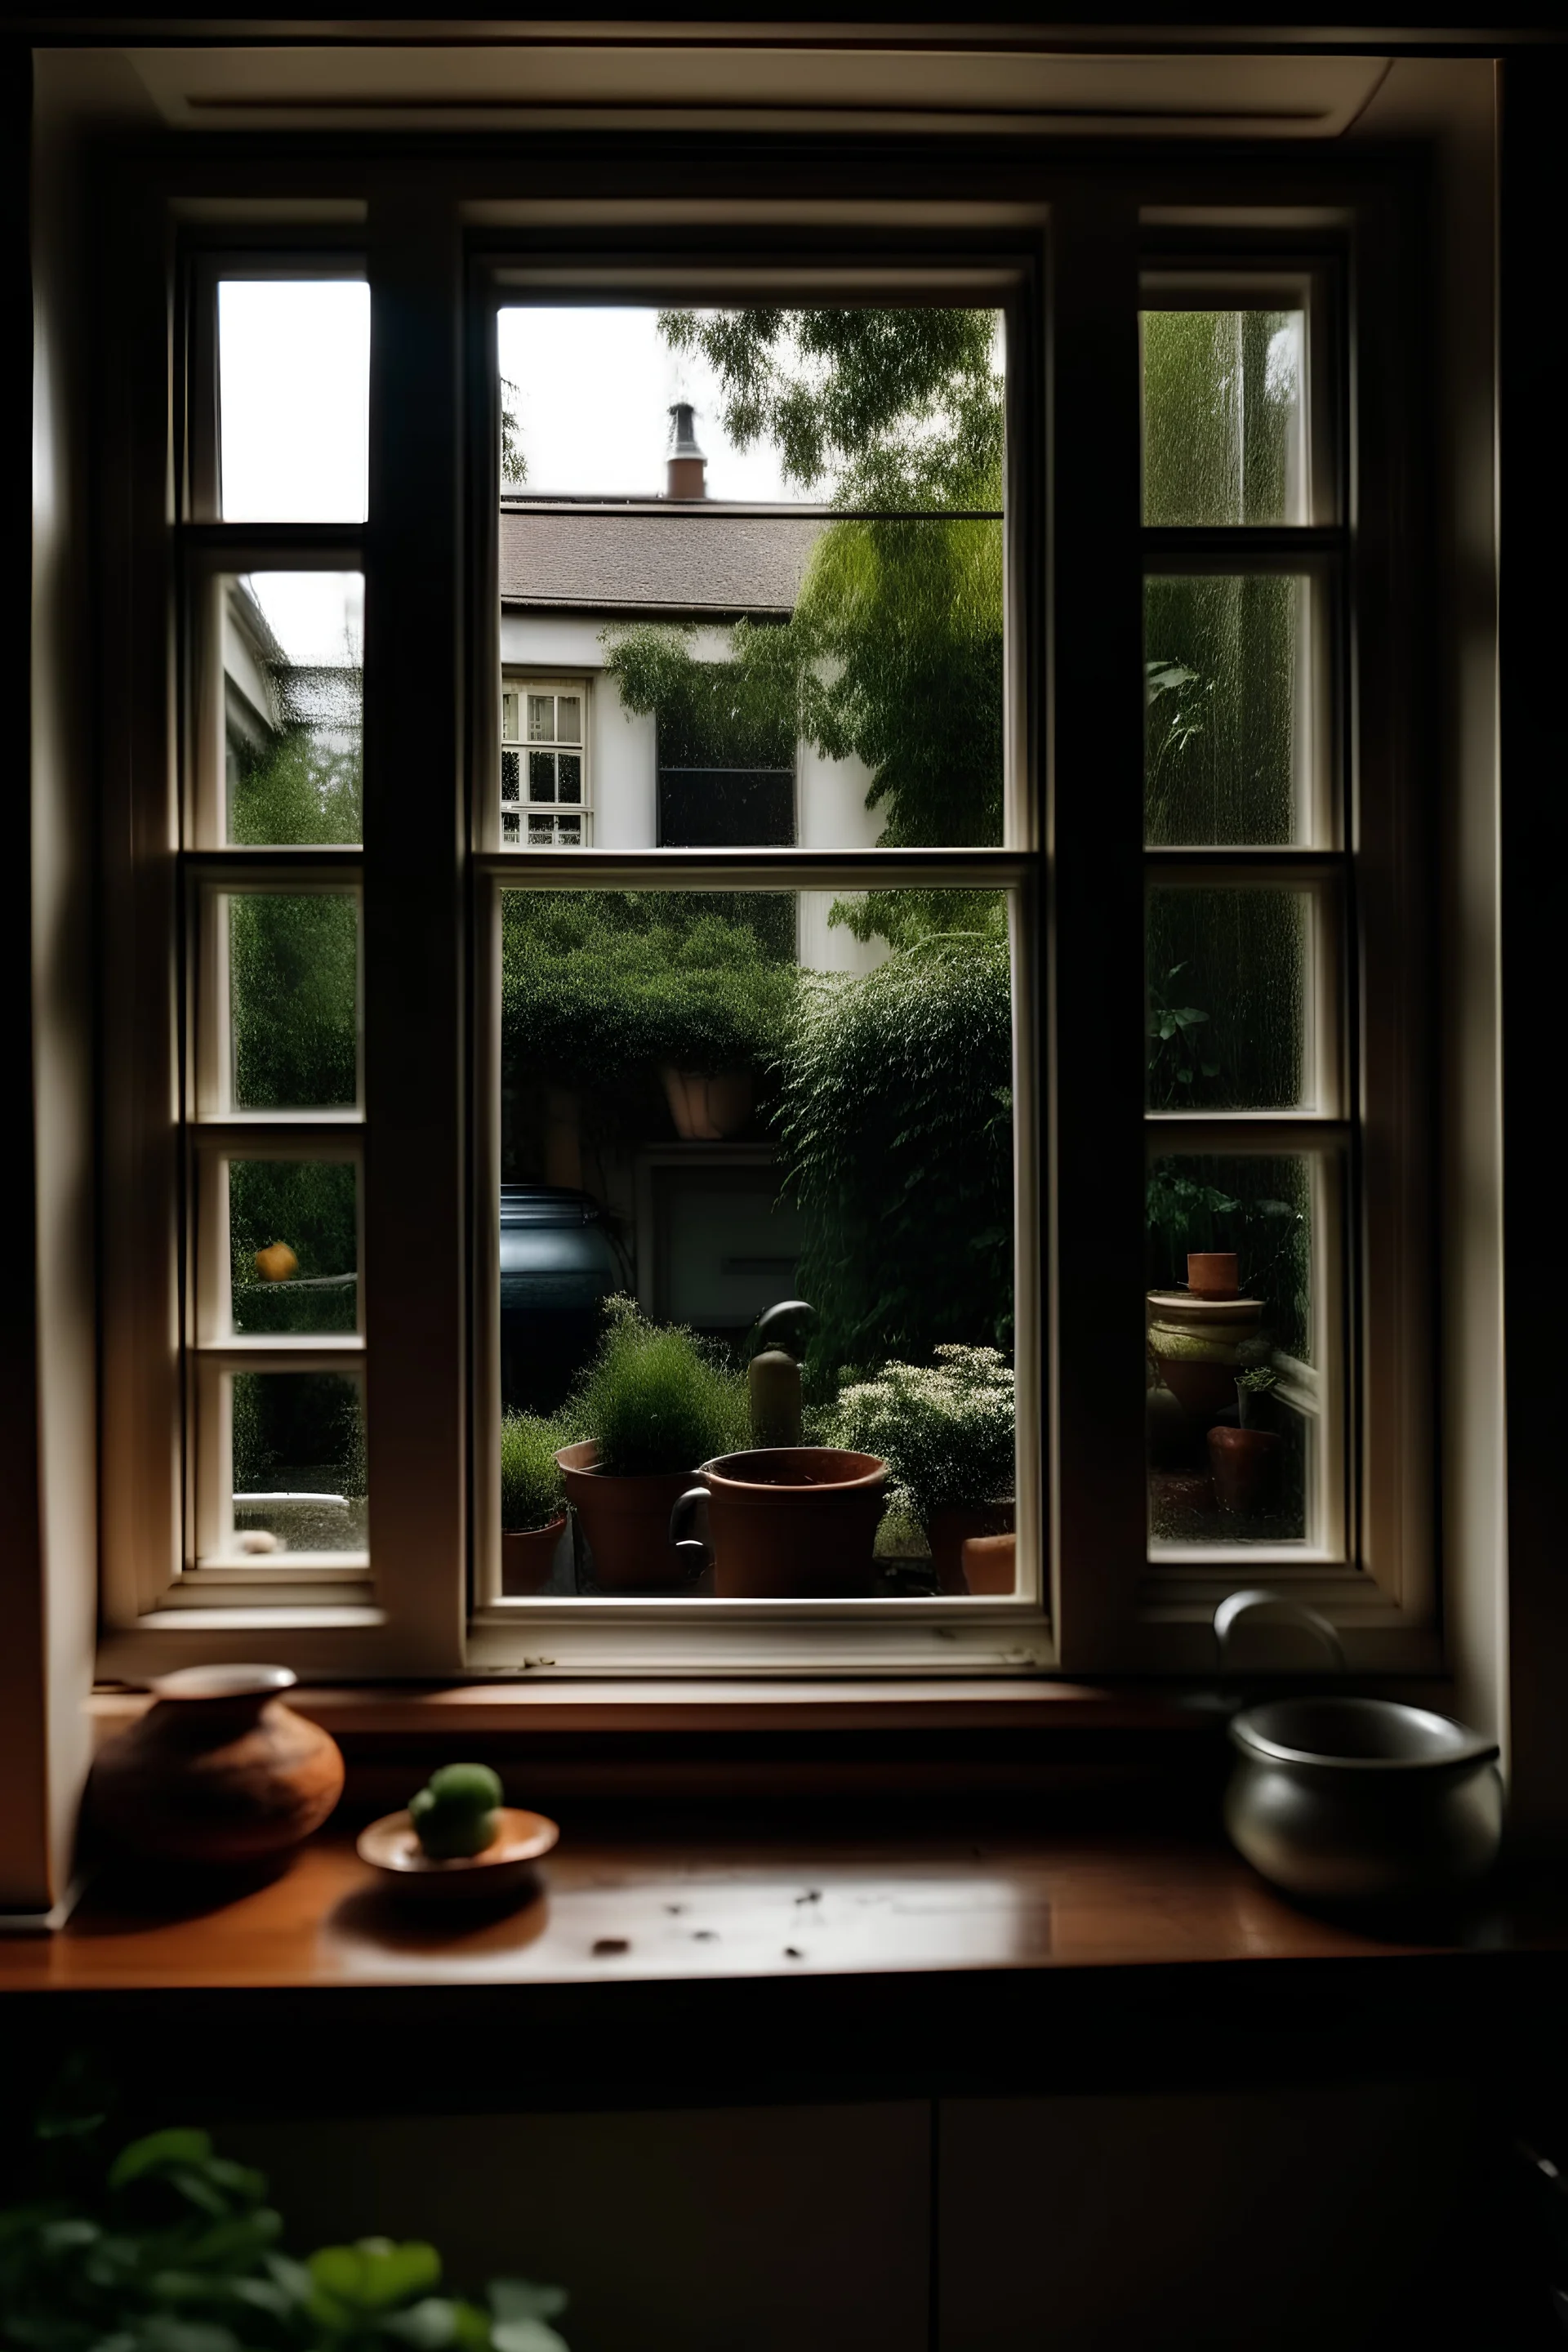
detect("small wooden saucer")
[356,1808,558,1903]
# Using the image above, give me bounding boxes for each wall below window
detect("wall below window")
[223,2087,1486,2350]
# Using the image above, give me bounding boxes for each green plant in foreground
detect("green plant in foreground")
[499,1413,568,1534]
[0,2109,569,2352]
[830,1345,1014,1529]
[568,1295,746,1478]
[409,1762,504,1860]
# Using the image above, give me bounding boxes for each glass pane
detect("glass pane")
[559,816,582,845]
[502,691,520,739]
[226,891,359,1110]
[229,1160,358,1335]
[499,885,1017,1600]
[1147,888,1312,1113]
[528,816,554,844]
[1147,1152,1320,1548]
[559,754,582,805]
[529,750,557,803]
[1145,574,1313,846]
[1143,307,1306,528]
[503,813,521,844]
[222,573,363,846]
[218,281,369,523]
[501,750,521,800]
[228,1370,366,1555]
[497,301,1006,853]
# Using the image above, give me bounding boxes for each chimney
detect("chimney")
[666,400,706,500]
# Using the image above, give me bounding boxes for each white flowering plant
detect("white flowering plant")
[829,1344,1015,1527]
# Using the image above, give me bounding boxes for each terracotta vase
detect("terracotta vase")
[1147,1288,1264,1422]
[1186,1251,1241,1299]
[673,1447,889,1598]
[1209,1424,1283,1515]
[556,1441,693,1591]
[501,1515,568,1595]
[927,1501,1016,1596]
[660,1067,753,1141]
[89,1665,344,1866]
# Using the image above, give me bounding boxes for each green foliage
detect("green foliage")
[568,1295,746,1477]
[829,1345,1014,1524]
[499,376,528,489]
[229,893,358,1112]
[1236,1366,1280,1394]
[499,1412,568,1534]
[230,1374,365,1504]
[501,893,797,1085]
[0,2104,568,2352]
[1145,961,1220,1108]
[228,723,360,853]
[659,305,1003,508]
[770,931,1013,1379]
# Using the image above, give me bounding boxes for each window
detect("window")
[501,683,590,846]
[91,146,1434,1682]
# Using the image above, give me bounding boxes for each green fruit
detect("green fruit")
[413,1804,501,1860]
[426,1762,503,1814]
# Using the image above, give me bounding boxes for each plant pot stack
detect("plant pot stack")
[1147,1254,1280,1521]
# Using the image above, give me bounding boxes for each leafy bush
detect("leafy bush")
[830,1345,1014,1524]
[771,930,1014,1379]
[500,1411,569,1532]
[229,893,358,1112]
[0,2106,569,2352]
[501,893,797,1085]
[568,1296,746,1478]
[230,1161,358,1338]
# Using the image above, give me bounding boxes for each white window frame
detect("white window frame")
[91,154,1434,1686]
[501,677,592,847]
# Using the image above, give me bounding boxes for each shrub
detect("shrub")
[568,1295,746,1477]
[771,929,1014,1379]
[501,1410,569,1532]
[831,1344,1015,1525]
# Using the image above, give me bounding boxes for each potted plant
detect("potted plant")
[501,1409,569,1593]
[556,1295,746,1591]
[669,1446,891,1598]
[1210,1365,1285,1515]
[830,1344,1016,1594]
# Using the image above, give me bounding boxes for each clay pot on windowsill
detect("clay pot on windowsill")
[88,1665,345,1868]
[556,1441,695,1592]
[927,1501,1016,1596]
[501,1515,568,1595]
[660,1067,754,1141]
[1209,1424,1283,1516]
[670,1448,889,1598]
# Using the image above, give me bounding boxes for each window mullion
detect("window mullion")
[360,188,468,1673]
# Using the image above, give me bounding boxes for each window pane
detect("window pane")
[1142,308,1306,528]
[1145,574,1314,846]
[501,750,521,801]
[1147,888,1313,1113]
[1147,1152,1324,1549]
[228,1160,358,1335]
[502,691,520,739]
[498,886,1017,1599]
[226,891,359,1110]
[528,750,555,803]
[218,281,369,523]
[222,573,363,846]
[227,1370,366,1555]
[558,754,582,804]
[497,301,1006,853]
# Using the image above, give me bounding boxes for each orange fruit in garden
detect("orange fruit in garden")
[254,1241,298,1283]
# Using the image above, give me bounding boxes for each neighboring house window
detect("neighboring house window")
[501,683,589,844]
[657,675,796,849]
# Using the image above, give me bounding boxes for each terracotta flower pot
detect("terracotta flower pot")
[959,1530,1018,1597]
[1186,1251,1241,1299]
[556,1441,694,1592]
[1208,1424,1283,1515]
[501,1514,568,1595]
[672,1447,889,1598]
[660,1067,753,1141]
[89,1664,344,1866]
[927,1501,1016,1596]
[1147,1288,1264,1422]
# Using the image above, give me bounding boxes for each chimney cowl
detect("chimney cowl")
[666,399,706,500]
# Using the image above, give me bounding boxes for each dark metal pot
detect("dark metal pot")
[1216,1592,1503,1904]
[499,1186,622,1413]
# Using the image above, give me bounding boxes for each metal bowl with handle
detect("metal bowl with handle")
[1218,1591,1503,1905]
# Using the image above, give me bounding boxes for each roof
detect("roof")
[498,500,828,617]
